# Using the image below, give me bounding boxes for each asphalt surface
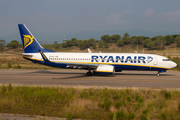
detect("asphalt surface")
[0,69,180,88]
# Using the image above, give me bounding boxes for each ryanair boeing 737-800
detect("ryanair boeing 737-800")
[18,24,177,76]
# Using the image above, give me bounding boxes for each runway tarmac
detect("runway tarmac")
[0,69,180,88]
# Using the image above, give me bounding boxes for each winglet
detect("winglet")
[88,48,92,53]
[39,50,50,62]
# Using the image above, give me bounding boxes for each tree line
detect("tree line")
[0,40,22,52]
[1,33,180,52]
[59,33,180,50]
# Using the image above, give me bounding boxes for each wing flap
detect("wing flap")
[65,63,98,69]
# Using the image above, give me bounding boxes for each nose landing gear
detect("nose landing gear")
[156,70,166,76]
[157,72,160,76]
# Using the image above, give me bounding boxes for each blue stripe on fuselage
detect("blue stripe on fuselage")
[113,65,166,71]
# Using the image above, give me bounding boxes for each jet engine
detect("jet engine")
[96,65,115,74]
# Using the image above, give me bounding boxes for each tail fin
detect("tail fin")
[18,24,54,53]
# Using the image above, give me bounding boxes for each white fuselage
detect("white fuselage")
[24,52,177,71]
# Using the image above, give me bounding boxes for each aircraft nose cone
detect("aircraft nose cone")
[172,62,177,68]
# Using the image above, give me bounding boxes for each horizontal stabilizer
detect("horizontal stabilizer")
[4,52,33,58]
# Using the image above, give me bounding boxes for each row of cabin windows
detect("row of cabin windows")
[49,58,91,61]
[48,58,150,62]
[162,59,170,61]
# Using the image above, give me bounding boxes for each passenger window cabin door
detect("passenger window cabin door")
[153,57,158,65]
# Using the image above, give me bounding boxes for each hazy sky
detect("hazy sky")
[1,0,180,43]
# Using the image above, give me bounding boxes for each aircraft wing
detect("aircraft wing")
[65,62,98,69]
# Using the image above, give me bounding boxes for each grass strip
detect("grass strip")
[0,84,180,120]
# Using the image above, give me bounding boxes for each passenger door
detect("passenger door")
[153,57,158,65]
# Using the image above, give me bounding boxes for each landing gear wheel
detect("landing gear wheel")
[93,71,97,75]
[157,73,160,77]
[87,72,92,76]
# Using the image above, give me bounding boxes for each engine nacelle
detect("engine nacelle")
[96,65,115,74]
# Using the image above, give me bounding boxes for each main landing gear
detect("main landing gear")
[87,71,92,76]
[86,69,97,76]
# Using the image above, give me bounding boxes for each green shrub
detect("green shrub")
[113,95,119,100]
[62,42,67,48]
[126,96,131,102]
[1,85,6,94]
[153,94,157,98]
[8,83,12,92]
[164,92,171,99]
[112,112,117,120]
[78,42,87,50]
[102,88,110,98]
[104,43,109,48]
[135,95,140,100]
[125,89,130,94]
[6,40,19,48]
[137,97,144,103]
[127,112,135,119]
[98,40,104,48]
[80,90,88,98]
[142,109,149,114]
[147,103,153,108]
[140,114,147,120]
[146,41,155,49]
[176,40,180,47]
[161,113,167,120]
[116,110,125,119]
[135,103,140,111]
[117,40,124,47]
[7,62,11,68]
[66,112,73,120]
[104,100,112,111]
[159,100,166,109]
[15,65,21,69]
[98,102,104,108]
[114,101,123,109]
[178,103,180,111]
[92,44,96,49]
[109,112,114,119]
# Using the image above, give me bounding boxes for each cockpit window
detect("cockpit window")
[162,59,170,61]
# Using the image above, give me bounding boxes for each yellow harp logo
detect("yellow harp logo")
[23,34,33,49]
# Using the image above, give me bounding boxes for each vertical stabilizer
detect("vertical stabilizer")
[18,24,54,53]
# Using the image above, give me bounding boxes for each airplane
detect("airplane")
[18,24,177,76]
